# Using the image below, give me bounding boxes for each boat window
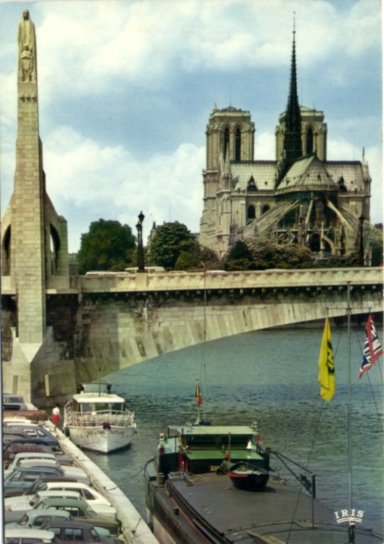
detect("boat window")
[79,403,92,413]
[185,434,252,448]
[111,403,124,410]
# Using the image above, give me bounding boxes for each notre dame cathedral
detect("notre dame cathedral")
[199,30,371,261]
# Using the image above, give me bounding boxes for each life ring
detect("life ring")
[102,421,111,430]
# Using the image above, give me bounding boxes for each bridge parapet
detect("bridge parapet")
[65,267,383,294]
[2,268,382,296]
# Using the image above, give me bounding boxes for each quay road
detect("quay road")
[37,266,384,295]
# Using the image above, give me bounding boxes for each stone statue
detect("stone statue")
[18,9,36,82]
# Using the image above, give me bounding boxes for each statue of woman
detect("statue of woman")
[18,10,36,82]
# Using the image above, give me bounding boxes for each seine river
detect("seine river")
[86,326,383,536]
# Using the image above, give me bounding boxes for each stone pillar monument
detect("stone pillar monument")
[1,10,72,403]
[12,9,46,344]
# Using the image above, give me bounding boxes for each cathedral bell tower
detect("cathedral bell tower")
[200,105,255,251]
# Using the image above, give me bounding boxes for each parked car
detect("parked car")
[5,451,73,477]
[5,489,83,512]
[3,442,55,469]
[4,465,88,497]
[29,497,121,535]
[3,394,29,411]
[40,481,117,518]
[40,519,121,544]
[5,508,72,527]
[3,424,59,448]
[5,508,112,538]
[6,459,89,483]
[3,475,78,499]
[5,527,57,543]
[4,431,60,452]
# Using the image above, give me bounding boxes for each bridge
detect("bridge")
[2,267,382,406]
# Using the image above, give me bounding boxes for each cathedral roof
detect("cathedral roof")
[228,156,367,195]
[276,155,338,194]
[231,161,276,191]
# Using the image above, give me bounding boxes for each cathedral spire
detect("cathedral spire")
[277,15,302,183]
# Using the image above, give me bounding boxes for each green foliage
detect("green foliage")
[175,251,200,270]
[224,241,256,270]
[200,246,223,270]
[226,239,314,270]
[77,219,136,274]
[148,221,198,270]
[368,225,383,266]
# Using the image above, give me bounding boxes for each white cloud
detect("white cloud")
[32,0,380,104]
[43,126,204,250]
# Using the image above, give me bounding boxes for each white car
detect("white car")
[4,451,72,478]
[8,458,89,483]
[5,484,117,520]
[43,481,116,518]
[5,527,56,543]
[5,489,82,512]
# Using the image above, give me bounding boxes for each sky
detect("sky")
[0,0,382,252]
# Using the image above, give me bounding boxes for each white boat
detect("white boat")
[63,382,136,453]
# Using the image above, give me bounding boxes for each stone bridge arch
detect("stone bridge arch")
[70,269,383,387]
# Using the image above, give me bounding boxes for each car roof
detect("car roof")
[26,509,72,520]
[42,518,97,529]
[5,527,56,538]
[10,465,61,474]
[18,459,58,467]
[46,481,89,489]
[33,476,78,484]
[36,490,80,499]
[12,452,56,460]
[38,497,88,507]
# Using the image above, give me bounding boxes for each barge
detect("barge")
[144,422,383,543]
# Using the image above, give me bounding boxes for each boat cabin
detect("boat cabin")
[70,394,126,415]
[156,424,269,476]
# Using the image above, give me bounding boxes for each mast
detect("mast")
[347,282,355,544]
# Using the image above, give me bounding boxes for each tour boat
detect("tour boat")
[63,382,136,454]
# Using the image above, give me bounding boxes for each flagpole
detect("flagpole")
[347,282,354,543]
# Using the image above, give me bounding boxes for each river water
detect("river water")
[86,326,384,536]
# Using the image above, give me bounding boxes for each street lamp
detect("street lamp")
[136,211,145,273]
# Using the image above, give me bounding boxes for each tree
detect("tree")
[77,219,136,274]
[224,240,255,270]
[367,224,383,266]
[248,239,314,269]
[148,222,198,270]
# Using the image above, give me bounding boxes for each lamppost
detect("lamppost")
[358,214,365,267]
[136,211,145,273]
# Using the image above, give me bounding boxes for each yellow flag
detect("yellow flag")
[318,318,335,401]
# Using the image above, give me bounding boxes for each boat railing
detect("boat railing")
[65,409,135,427]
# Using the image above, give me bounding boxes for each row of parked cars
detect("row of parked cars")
[3,415,124,544]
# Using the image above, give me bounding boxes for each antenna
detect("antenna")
[229,86,232,107]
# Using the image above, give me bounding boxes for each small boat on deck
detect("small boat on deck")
[63,382,136,454]
[227,460,270,491]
